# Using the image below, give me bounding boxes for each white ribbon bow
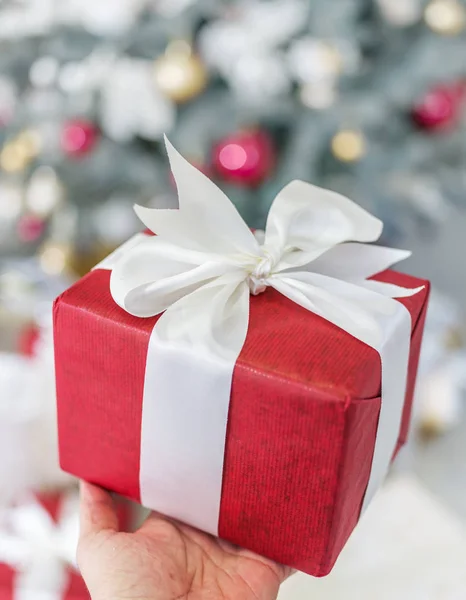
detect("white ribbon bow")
[111,137,421,353]
[0,493,79,600]
[105,137,422,534]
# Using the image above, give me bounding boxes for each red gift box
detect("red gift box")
[54,263,429,576]
[0,491,131,600]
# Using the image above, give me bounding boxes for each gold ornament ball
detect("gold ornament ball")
[418,415,445,441]
[39,241,73,276]
[1,142,29,173]
[443,327,464,350]
[331,129,366,162]
[154,48,208,103]
[69,244,118,277]
[300,82,337,110]
[0,130,42,173]
[15,129,42,158]
[425,0,466,35]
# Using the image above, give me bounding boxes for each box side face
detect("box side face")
[320,396,381,575]
[322,279,430,575]
[54,269,156,502]
[219,370,352,576]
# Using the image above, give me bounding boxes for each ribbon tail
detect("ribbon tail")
[361,303,411,510]
[360,279,425,298]
[306,243,412,280]
[139,275,250,534]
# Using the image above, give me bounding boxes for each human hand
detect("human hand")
[78,482,292,600]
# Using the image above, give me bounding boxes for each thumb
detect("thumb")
[77,483,121,600]
[79,481,119,538]
[78,481,119,574]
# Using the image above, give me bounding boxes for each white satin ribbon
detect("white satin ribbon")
[0,493,80,600]
[97,137,422,534]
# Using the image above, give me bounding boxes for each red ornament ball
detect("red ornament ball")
[412,82,466,130]
[18,323,40,357]
[61,119,98,157]
[212,129,275,186]
[17,214,45,242]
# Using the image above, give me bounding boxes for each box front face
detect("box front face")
[55,266,429,576]
[55,269,155,502]
[220,371,355,575]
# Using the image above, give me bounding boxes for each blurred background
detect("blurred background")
[1,0,466,597]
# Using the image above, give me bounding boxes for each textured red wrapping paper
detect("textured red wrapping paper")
[54,266,429,576]
[0,493,131,600]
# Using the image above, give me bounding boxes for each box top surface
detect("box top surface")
[58,266,429,402]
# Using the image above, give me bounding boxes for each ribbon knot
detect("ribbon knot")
[247,250,277,295]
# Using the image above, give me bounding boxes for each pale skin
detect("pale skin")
[78,482,292,600]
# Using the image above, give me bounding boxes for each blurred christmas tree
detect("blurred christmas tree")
[1,0,466,285]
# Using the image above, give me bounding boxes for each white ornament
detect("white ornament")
[288,37,357,85]
[200,22,251,74]
[300,81,337,110]
[59,47,116,94]
[29,56,60,89]
[377,0,422,26]
[289,39,339,83]
[238,0,309,49]
[94,197,141,245]
[199,0,307,99]
[101,59,175,142]
[153,0,197,17]
[58,0,147,35]
[0,0,56,40]
[0,179,23,223]
[26,167,63,217]
[229,52,291,102]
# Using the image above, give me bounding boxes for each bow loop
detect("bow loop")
[134,137,260,257]
[264,180,383,272]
